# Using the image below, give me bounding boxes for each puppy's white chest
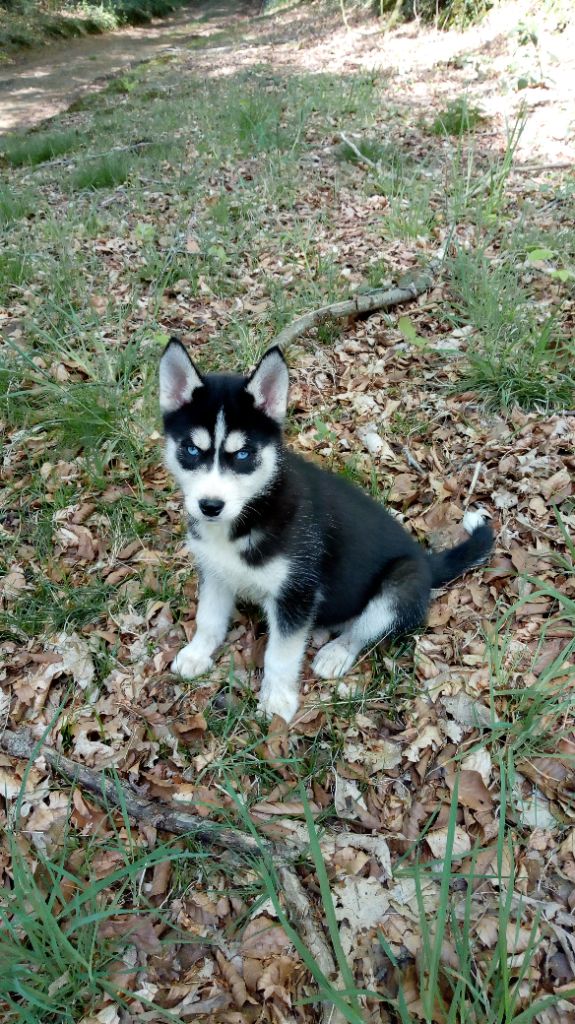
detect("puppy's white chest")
[188,526,289,602]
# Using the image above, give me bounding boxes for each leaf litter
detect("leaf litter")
[1,0,575,1020]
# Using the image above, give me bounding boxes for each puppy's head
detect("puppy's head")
[159,339,288,525]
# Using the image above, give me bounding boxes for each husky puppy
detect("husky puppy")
[160,339,493,722]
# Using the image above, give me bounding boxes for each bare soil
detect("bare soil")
[0,0,252,134]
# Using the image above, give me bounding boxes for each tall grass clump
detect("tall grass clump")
[71,152,133,190]
[0,251,33,302]
[0,817,209,1023]
[0,186,32,226]
[431,96,485,135]
[1,130,80,168]
[232,94,286,153]
[449,249,575,412]
[1,331,152,469]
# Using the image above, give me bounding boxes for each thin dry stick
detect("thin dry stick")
[339,132,378,169]
[402,446,425,476]
[465,461,482,507]
[272,258,441,349]
[511,162,573,174]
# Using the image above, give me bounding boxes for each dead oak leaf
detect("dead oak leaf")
[541,467,572,502]
[334,877,390,955]
[99,914,163,954]
[446,768,494,812]
[426,825,471,859]
[1,565,28,601]
[241,916,293,959]
[51,633,95,691]
[256,955,298,1004]
[442,693,496,729]
[55,524,97,562]
[462,748,492,786]
[333,773,380,827]
[215,950,249,1008]
[343,738,402,774]
[404,723,443,763]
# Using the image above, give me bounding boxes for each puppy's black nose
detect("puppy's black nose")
[199,498,224,518]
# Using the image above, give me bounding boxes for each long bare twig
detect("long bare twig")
[272,257,441,349]
[339,131,377,169]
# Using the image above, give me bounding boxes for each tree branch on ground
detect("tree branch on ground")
[0,726,264,858]
[1,725,341,1009]
[272,255,442,349]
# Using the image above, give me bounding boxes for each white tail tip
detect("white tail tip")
[463,507,491,535]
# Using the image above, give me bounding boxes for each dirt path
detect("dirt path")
[0,0,249,134]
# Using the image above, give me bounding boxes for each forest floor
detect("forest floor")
[1,0,575,1021]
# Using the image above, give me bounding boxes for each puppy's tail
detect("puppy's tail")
[428,509,494,588]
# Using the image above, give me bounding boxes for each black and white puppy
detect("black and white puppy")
[160,339,493,722]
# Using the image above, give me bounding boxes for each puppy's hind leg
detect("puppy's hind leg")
[173,571,235,679]
[312,557,431,679]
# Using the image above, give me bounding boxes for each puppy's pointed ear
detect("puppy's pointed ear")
[245,347,289,424]
[160,338,203,414]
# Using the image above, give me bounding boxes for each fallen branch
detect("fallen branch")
[511,162,574,174]
[1,726,341,1009]
[0,727,263,859]
[272,257,441,349]
[278,867,347,1024]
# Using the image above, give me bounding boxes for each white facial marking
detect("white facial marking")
[214,409,226,455]
[191,427,211,451]
[165,433,279,526]
[224,430,247,454]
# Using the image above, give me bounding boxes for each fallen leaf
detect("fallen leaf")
[241,916,293,959]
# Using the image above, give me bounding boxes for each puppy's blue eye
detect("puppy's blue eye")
[187,445,199,457]
[234,449,250,461]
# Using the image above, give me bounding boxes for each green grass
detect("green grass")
[0,0,188,56]
[1,574,114,640]
[2,24,574,1022]
[337,135,390,165]
[449,248,575,410]
[71,152,133,190]
[431,95,486,135]
[0,809,212,1023]
[1,323,156,473]
[0,251,33,302]
[385,773,556,1023]
[0,186,32,226]
[1,130,80,168]
[233,94,286,152]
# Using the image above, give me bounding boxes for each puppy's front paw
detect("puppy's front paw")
[172,642,213,679]
[257,686,299,724]
[312,640,355,679]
